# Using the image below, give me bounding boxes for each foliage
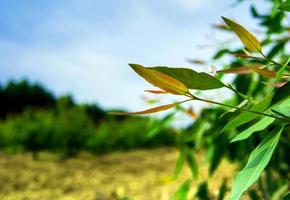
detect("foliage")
[0,80,56,118]
[114,0,290,199]
[0,80,177,157]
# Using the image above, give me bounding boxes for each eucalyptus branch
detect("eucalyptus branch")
[271,109,290,121]
[225,84,252,101]
[187,93,289,122]
[259,51,283,67]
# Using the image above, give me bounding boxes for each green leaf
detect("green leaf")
[230,117,275,143]
[222,17,262,52]
[219,99,249,119]
[275,57,290,82]
[279,0,290,12]
[150,66,225,90]
[171,180,192,200]
[129,63,189,95]
[272,184,289,200]
[217,179,228,200]
[282,192,290,200]
[186,149,199,180]
[271,96,290,117]
[222,93,274,131]
[230,126,283,200]
[195,182,211,200]
[174,150,185,179]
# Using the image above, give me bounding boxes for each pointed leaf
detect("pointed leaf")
[129,63,189,95]
[230,117,275,143]
[230,126,283,200]
[222,93,273,131]
[262,81,287,88]
[219,65,290,78]
[251,66,276,78]
[217,179,228,200]
[219,99,249,119]
[222,17,262,52]
[174,150,185,179]
[187,59,205,65]
[279,0,290,12]
[186,149,199,179]
[271,96,290,117]
[150,66,225,90]
[183,107,198,119]
[275,57,290,82]
[109,103,178,115]
[144,89,168,94]
[252,66,290,79]
[217,67,252,75]
[233,53,253,58]
[171,180,192,200]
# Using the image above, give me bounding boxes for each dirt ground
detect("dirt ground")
[0,148,237,200]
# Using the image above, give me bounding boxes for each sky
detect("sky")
[0,0,268,111]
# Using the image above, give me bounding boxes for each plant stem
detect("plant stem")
[271,109,290,120]
[189,94,288,121]
[226,85,252,101]
[259,51,282,66]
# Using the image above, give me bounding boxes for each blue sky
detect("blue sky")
[0,0,268,111]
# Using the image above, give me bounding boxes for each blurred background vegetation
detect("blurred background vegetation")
[0,79,177,157]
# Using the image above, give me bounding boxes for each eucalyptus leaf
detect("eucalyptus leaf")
[275,57,290,82]
[110,102,178,115]
[271,96,290,117]
[150,66,225,90]
[217,179,228,200]
[171,179,192,200]
[129,63,189,95]
[174,150,185,179]
[222,17,262,52]
[230,117,275,143]
[186,149,199,180]
[279,0,290,12]
[230,126,283,200]
[222,93,273,131]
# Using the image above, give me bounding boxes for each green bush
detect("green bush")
[0,106,177,157]
[86,117,176,154]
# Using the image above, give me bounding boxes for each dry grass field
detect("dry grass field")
[0,148,237,200]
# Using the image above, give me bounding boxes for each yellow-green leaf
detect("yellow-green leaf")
[222,16,262,52]
[129,63,189,95]
[150,66,225,90]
